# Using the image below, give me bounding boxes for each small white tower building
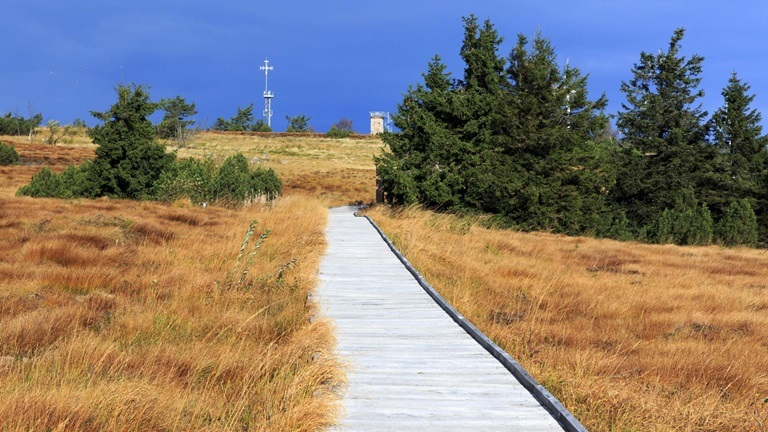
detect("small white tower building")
[370,112,387,135]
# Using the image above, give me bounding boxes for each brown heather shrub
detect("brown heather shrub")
[367,205,768,432]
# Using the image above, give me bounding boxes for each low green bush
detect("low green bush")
[325,125,352,139]
[152,157,216,204]
[152,154,281,206]
[646,190,713,245]
[209,154,281,205]
[0,143,19,165]
[716,199,758,247]
[16,162,98,199]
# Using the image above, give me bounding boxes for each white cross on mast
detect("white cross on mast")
[260,59,274,127]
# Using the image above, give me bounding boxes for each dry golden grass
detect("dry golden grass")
[366,205,768,432]
[177,131,384,206]
[0,140,343,430]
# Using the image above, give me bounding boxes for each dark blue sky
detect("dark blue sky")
[2,1,768,133]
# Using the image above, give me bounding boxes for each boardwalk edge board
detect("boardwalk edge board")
[360,212,588,432]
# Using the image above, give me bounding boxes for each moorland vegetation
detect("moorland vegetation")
[0,85,346,431]
[367,205,768,431]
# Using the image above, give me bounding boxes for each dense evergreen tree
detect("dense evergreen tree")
[88,84,176,199]
[707,73,768,241]
[493,33,611,234]
[456,16,508,213]
[375,55,463,206]
[614,28,711,231]
[376,16,611,234]
[377,16,511,210]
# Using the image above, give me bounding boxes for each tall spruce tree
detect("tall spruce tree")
[490,32,610,233]
[453,16,508,211]
[375,55,463,206]
[377,17,611,234]
[377,15,506,208]
[708,73,768,241]
[614,28,711,231]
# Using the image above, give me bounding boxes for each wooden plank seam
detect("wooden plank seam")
[361,213,588,432]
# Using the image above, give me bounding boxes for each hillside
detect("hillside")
[0,132,362,431]
[2,131,767,431]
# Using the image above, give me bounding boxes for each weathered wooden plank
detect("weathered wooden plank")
[317,206,568,431]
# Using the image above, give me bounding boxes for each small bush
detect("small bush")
[58,162,100,198]
[647,191,713,245]
[604,211,634,241]
[716,199,758,247]
[210,154,281,205]
[152,157,216,204]
[16,168,64,197]
[0,143,19,165]
[17,163,98,199]
[154,154,282,206]
[325,125,352,139]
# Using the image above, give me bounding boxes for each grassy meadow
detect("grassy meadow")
[365,205,768,432]
[3,129,768,431]
[0,130,381,431]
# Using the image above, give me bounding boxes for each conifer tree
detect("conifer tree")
[452,15,507,210]
[378,16,508,208]
[88,84,175,199]
[377,17,611,234]
[489,32,610,233]
[708,73,768,239]
[614,28,711,230]
[459,15,506,95]
[157,96,197,140]
[212,104,261,131]
[376,55,462,206]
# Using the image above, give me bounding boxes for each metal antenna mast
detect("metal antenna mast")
[260,59,274,127]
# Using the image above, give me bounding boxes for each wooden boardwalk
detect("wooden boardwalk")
[317,207,571,431]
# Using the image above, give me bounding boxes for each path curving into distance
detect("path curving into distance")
[317,206,580,431]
